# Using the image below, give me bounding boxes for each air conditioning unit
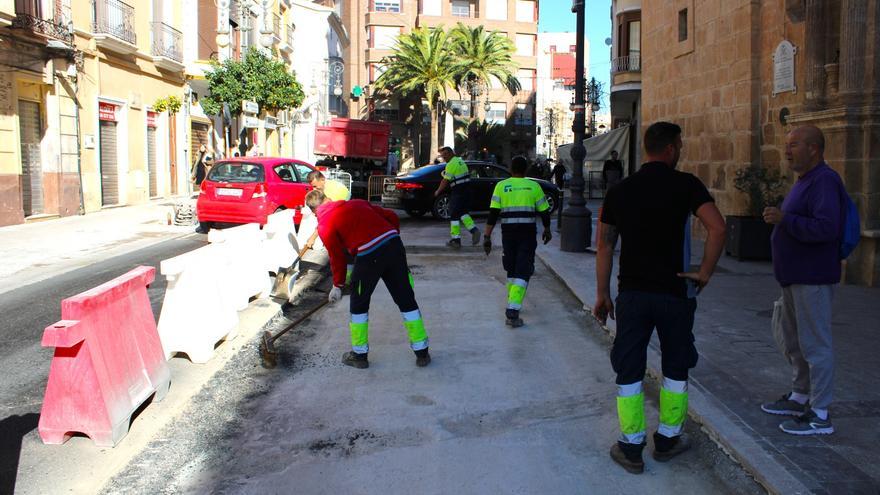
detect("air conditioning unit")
[277,110,288,126]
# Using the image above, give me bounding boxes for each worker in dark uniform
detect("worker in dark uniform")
[434,146,481,248]
[306,189,430,369]
[482,156,552,327]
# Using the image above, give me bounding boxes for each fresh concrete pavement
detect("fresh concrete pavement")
[101,215,759,494]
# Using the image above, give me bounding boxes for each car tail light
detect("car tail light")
[199,181,207,195]
[395,182,423,190]
[253,183,267,198]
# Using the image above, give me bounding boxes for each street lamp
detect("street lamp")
[560,0,592,251]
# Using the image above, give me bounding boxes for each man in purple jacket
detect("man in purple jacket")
[760,125,845,436]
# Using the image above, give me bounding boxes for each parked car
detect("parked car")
[381,161,560,220]
[196,157,318,229]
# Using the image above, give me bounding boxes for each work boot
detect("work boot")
[415,348,431,367]
[470,228,482,245]
[447,238,462,248]
[341,351,369,369]
[505,309,524,327]
[652,432,691,462]
[610,441,646,474]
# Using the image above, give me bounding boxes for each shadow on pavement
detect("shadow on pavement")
[0,412,39,494]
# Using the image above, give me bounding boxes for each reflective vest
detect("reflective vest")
[442,157,471,188]
[489,177,549,225]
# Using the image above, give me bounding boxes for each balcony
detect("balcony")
[151,21,184,72]
[272,13,282,45]
[279,24,294,54]
[611,54,640,73]
[11,1,73,44]
[92,0,137,55]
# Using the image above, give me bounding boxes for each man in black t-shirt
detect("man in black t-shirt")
[602,150,624,190]
[593,122,727,474]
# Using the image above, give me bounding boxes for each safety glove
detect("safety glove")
[483,234,492,256]
[328,286,342,304]
[542,228,553,245]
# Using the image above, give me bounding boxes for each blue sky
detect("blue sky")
[539,0,612,109]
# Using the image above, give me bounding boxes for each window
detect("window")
[451,0,470,17]
[486,102,506,125]
[274,164,297,182]
[517,69,535,91]
[421,0,441,15]
[477,164,509,178]
[374,100,399,122]
[515,0,535,22]
[372,26,399,49]
[678,9,688,42]
[514,104,534,126]
[422,100,431,124]
[448,100,471,118]
[369,63,387,83]
[208,162,265,183]
[486,0,507,20]
[373,0,401,13]
[515,34,535,56]
[293,163,315,182]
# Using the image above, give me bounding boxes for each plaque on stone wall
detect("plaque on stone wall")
[773,40,797,96]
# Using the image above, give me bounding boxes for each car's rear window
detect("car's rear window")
[208,162,265,183]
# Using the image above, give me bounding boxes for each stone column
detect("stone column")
[839,0,868,100]
[804,0,826,105]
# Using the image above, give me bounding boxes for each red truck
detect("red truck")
[314,118,391,199]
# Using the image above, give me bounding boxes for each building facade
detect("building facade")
[535,32,578,161]
[609,0,641,175]
[0,0,81,225]
[640,0,880,286]
[327,0,539,166]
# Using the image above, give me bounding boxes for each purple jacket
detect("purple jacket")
[771,162,845,286]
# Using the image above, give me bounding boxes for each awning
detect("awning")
[556,124,630,173]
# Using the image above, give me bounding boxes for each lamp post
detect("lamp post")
[560,0,592,252]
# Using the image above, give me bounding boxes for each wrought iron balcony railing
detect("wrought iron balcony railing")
[151,22,182,62]
[611,54,641,73]
[92,0,136,46]
[12,13,73,44]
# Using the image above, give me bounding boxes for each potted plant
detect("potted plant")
[725,164,787,260]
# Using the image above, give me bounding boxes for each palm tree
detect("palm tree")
[454,118,508,159]
[449,23,520,155]
[373,27,460,159]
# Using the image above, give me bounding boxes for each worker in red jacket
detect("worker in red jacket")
[306,189,430,369]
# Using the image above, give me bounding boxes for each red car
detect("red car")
[196,157,318,229]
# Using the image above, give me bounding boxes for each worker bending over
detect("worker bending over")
[301,170,353,282]
[434,146,481,248]
[483,156,552,327]
[306,189,431,369]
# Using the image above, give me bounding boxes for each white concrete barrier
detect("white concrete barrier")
[157,244,239,363]
[208,223,272,310]
[263,209,299,272]
[296,206,324,253]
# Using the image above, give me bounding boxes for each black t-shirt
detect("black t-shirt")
[600,162,714,298]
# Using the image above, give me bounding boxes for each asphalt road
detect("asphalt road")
[0,235,206,494]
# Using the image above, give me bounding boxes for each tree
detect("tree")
[200,48,305,117]
[373,27,461,157]
[454,118,508,158]
[449,23,520,157]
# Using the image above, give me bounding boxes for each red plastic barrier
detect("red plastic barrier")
[38,266,171,447]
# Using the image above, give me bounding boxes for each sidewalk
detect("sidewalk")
[0,199,195,295]
[536,205,880,494]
